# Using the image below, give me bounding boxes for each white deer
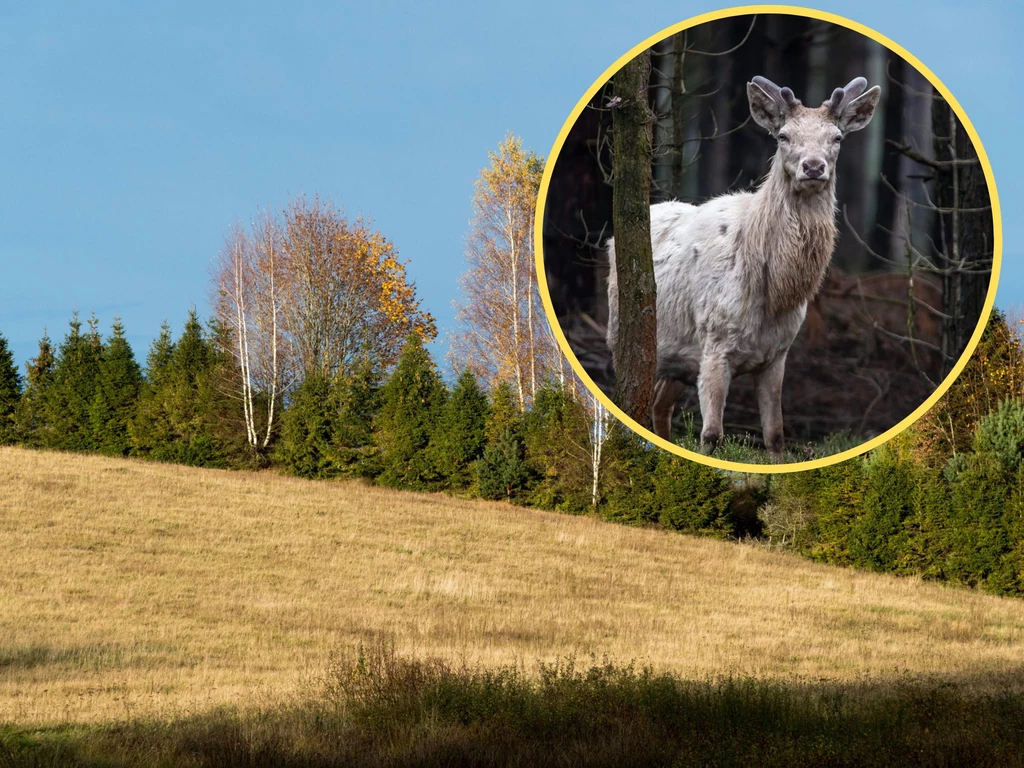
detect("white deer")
[606,76,881,460]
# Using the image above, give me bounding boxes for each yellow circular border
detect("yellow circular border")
[535,4,1002,475]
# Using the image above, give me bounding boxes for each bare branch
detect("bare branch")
[684,16,757,56]
[885,139,979,169]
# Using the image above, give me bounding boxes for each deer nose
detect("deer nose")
[802,160,826,179]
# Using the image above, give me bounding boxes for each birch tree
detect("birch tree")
[279,195,436,379]
[452,134,560,408]
[212,214,285,451]
[212,196,435,453]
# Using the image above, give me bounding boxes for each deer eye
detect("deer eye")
[833,134,843,143]
[778,133,790,144]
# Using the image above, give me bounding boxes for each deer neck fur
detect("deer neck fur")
[741,155,838,317]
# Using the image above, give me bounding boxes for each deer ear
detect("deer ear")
[838,85,881,134]
[747,81,785,135]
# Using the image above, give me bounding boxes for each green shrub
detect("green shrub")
[653,453,734,535]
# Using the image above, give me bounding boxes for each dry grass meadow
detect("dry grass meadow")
[3,444,1024,730]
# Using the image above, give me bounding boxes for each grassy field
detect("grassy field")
[2,445,1024,764]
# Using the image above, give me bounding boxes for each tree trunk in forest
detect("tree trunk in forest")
[670,32,686,199]
[933,97,991,375]
[611,51,657,428]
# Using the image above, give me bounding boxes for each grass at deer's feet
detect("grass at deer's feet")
[3,643,1023,768]
[673,413,866,464]
[4,445,1024,732]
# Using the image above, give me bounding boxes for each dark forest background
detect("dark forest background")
[542,14,994,448]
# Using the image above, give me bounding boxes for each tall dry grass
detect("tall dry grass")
[2,445,1024,727]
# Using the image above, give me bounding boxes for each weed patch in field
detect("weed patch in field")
[3,642,1023,767]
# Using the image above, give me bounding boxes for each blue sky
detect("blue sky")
[1,1,1020,374]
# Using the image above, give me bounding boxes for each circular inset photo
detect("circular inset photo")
[537,7,1000,471]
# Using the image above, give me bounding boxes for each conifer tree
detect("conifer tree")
[1000,465,1024,595]
[426,368,489,490]
[373,334,447,489]
[899,465,954,580]
[522,383,591,511]
[14,331,55,446]
[477,428,532,502]
[946,401,1024,592]
[332,360,383,477]
[45,313,103,451]
[131,323,176,458]
[89,318,142,455]
[173,310,212,385]
[131,310,226,466]
[0,332,21,444]
[849,447,914,572]
[652,453,734,535]
[277,370,338,478]
[485,381,522,444]
[782,462,865,564]
[950,451,1011,590]
[147,321,176,387]
[601,424,659,525]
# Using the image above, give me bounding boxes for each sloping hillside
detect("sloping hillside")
[2,445,1023,726]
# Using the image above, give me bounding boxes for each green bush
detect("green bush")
[653,453,734,535]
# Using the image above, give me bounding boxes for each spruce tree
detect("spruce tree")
[45,313,102,451]
[777,461,865,564]
[333,360,383,477]
[425,368,489,490]
[950,451,1011,590]
[277,370,338,479]
[0,332,21,444]
[523,383,591,512]
[900,465,954,580]
[485,381,522,444]
[601,423,659,525]
[849,446,914,572]
[477,428,531,502]
[972,399,1024,474]
[173,310,212,386]
[89,318,142,456]
[131,311,226,466]
[14,331,55,446]
[946,403,1024,593]
[203,317,255,464]
[1000,464,1024,596]
[131,324,176,459]
[147,321,176,387]
[169,310,225,466]
[373,334,447,489]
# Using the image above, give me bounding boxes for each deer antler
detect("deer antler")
[751,76,802,110]
[824,77,868,115]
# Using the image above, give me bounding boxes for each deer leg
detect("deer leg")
[652,378,685,441]
[755,355,787,462]
[697,354,731,454]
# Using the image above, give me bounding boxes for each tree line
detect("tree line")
[0,312,733,526]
